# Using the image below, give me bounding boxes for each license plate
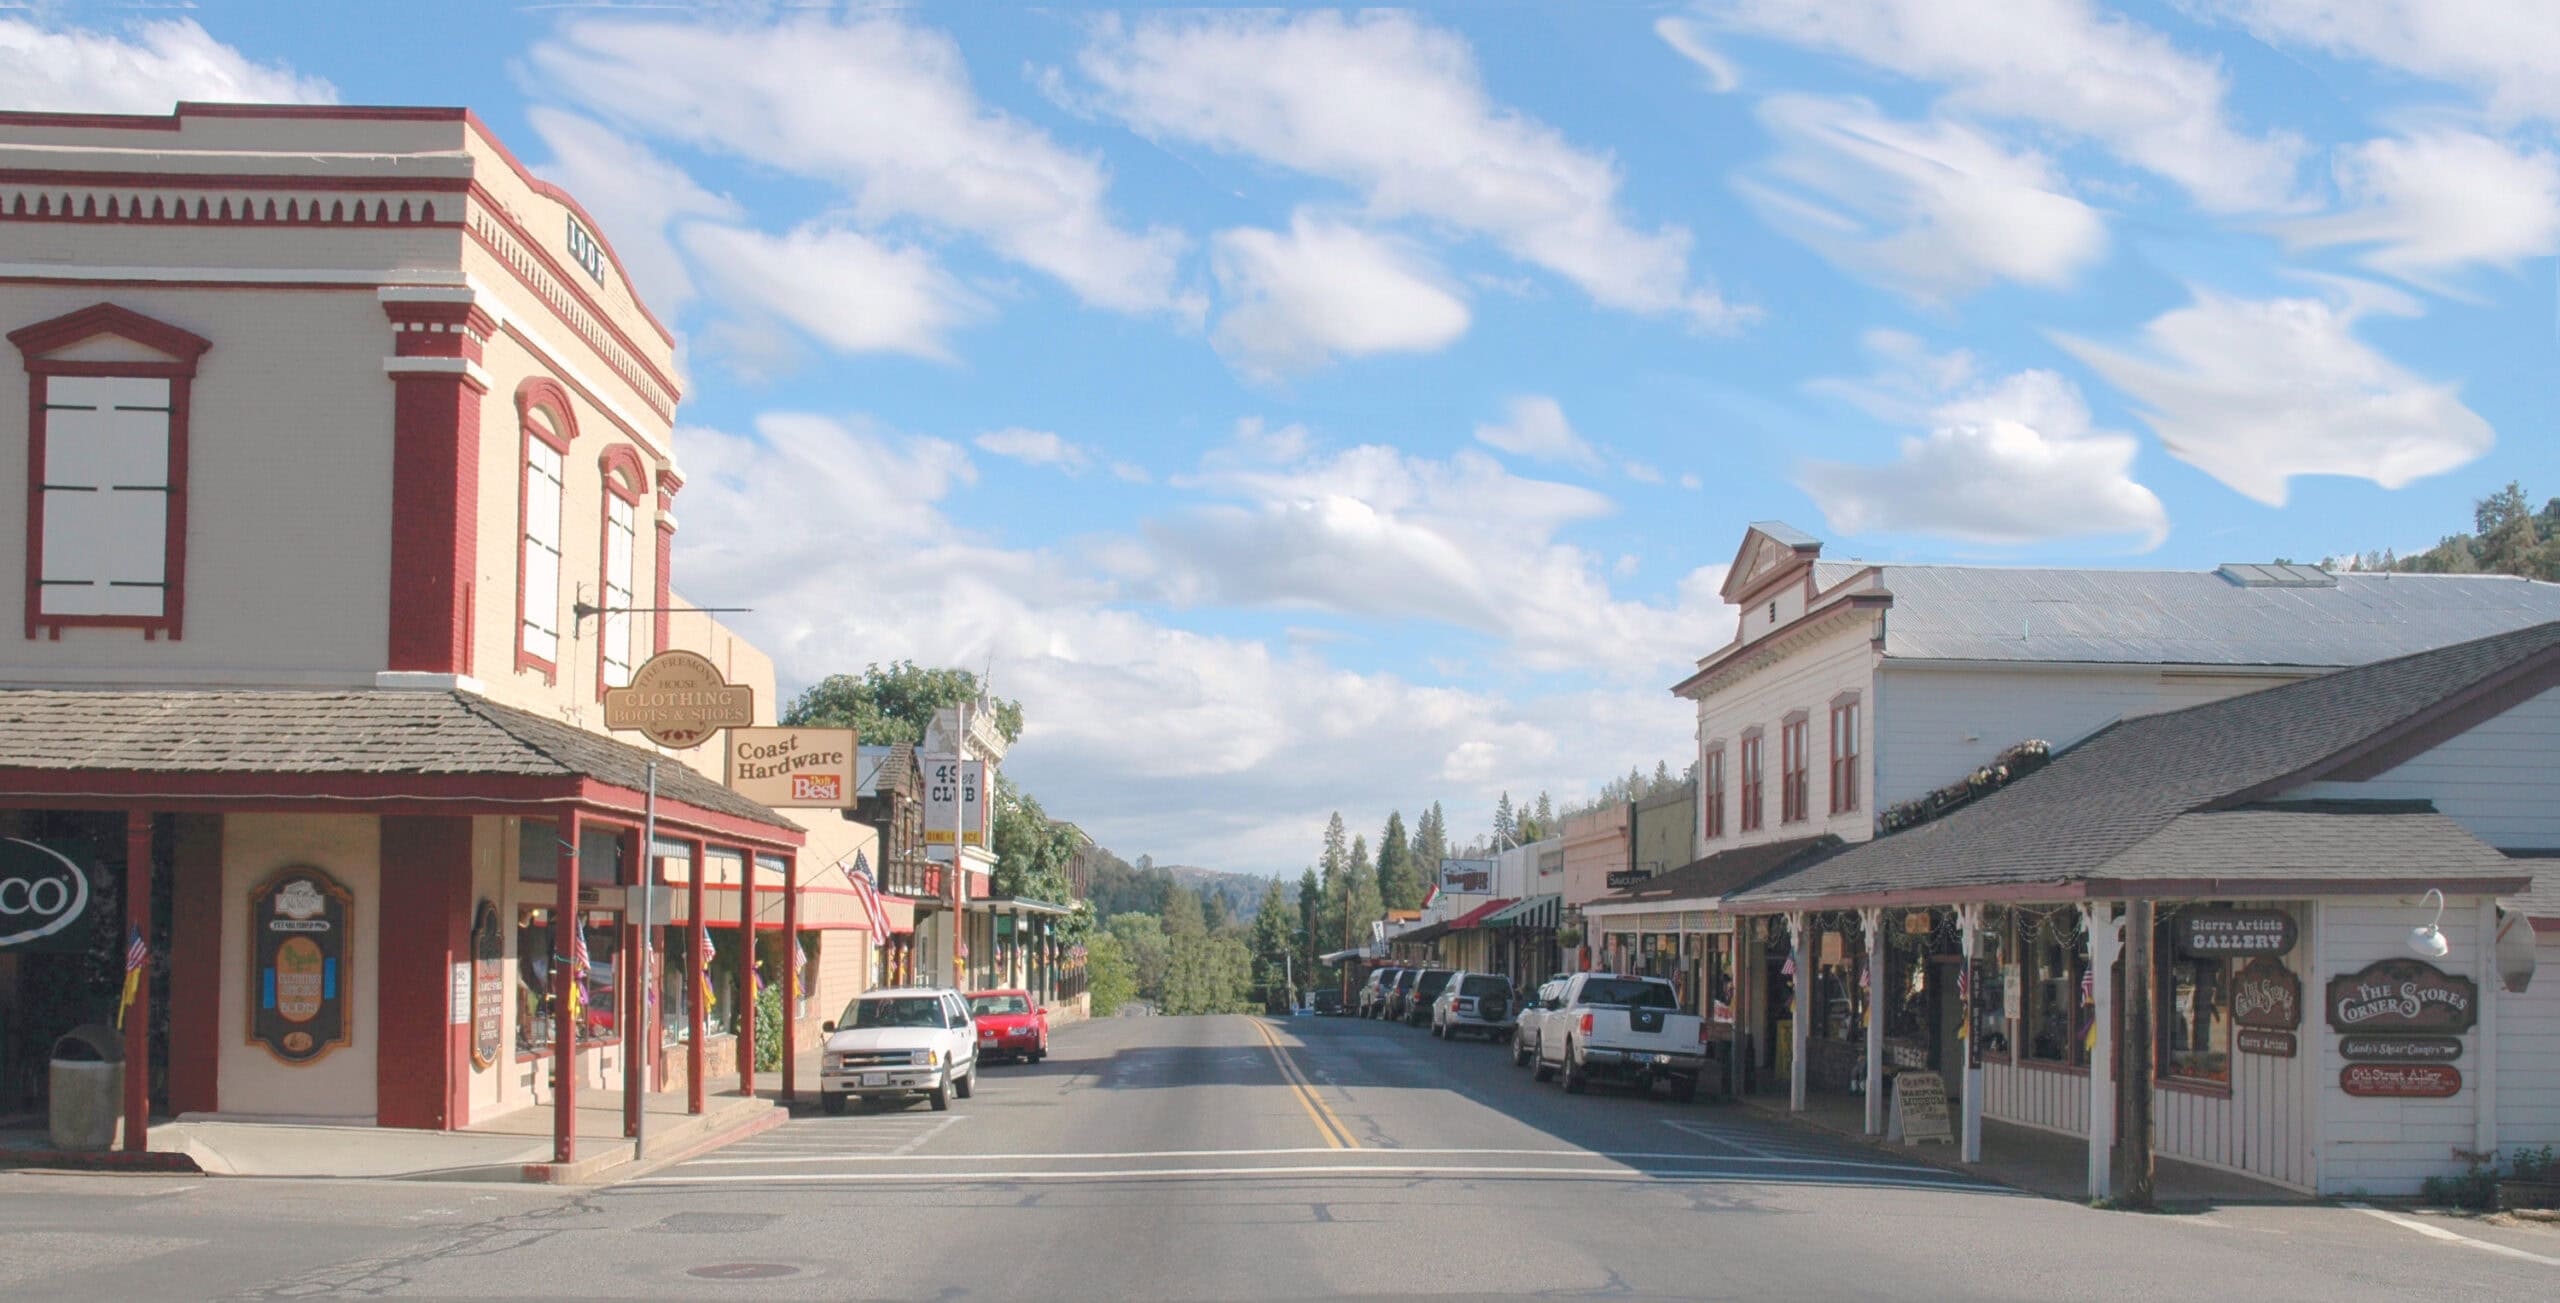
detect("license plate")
[980,1035,997,1044]
[861,1073,886,1087]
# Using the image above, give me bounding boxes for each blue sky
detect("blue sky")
[9,2,2556,876]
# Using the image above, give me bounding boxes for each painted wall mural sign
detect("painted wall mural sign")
[2231,956,2302,1031]
[248,866,353,1065]
[470,900,505,1071]
[2339,1034,2462,1064]
[0,837,96,953]
[2177,908,2297,957]
[2339,1063,2462,1098]
[2325,959,2478,1033]
[2235,1029,2297,1058]
[603,650,756,749]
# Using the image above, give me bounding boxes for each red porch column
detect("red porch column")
[378,816,473,1129]
[122,811,151,1154]
[552,809,580,1165]
[166,816,222,1116]
[737,851,755,1099]
[686,839,706,1115]
[619,826,642,1141]
[782,854,799,1104]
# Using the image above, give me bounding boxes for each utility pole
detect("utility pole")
[2117,899,2156,1208]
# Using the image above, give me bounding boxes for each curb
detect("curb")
[518,1104,786,1186]
[0,1148,205,1175]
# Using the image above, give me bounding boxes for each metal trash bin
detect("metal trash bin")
[48,1024,124,1152]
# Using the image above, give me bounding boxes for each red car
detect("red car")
[967,989,1049,1063]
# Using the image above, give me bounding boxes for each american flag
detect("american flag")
[844,850,891,937]
[117,926,147,1029]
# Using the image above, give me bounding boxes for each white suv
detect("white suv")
[1430,972,1517,1041]
[819,987,980,1114]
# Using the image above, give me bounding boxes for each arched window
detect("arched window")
[513,378,579,679]
[596,445,648,693]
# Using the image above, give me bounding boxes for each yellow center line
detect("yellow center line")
[1251,1018,1359,1150]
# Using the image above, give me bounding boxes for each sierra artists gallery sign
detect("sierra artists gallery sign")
[2325,959,2477,1034]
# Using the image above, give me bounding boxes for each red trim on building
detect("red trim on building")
[514,377,579,448]
[597,445,648,503]
[166,814,223,1115]
[377,816,474,1129]
[385,305,490,676]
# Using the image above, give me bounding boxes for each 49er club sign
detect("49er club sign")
[603,651,756,749]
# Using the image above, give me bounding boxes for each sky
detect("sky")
[6,2,2556,878]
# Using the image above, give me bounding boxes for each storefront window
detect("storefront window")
[515,907,620,1055]
[2020,912,2089,1067]
[756,931,817,1018]
[1702,933,1735,1023]
[2158,915,2231,1085]
[1811,919,1865,1042]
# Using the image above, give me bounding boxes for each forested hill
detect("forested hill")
[1077,845,1271,922]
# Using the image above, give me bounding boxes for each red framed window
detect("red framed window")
[1739,731,1764,833]
[1829,696,1862,814]
[1780,715,1810,823]
[10,304,210,642]
[1701,747,1726,841]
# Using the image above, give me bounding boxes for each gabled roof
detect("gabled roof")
[1583,835,1843,913]
[1720,521,1825,604]
[1729,622,2560,908]
[0,687,799,830]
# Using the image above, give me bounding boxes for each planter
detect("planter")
[2499,1178,2560,1212]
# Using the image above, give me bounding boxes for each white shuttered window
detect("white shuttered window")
[37,375,173,618]
[603,494,636,687]
[521,439,565,664]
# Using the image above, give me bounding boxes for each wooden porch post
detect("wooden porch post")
[1788,911,1809,1112]
[738,852,756,1099]
[686,839,706,1116]
[2084,901,2119,1200]
[622,828,642,1140]
[1862,906,1885,1135]
[781,854,798,1104]
[2118,899,2155,1206]
[1959,903,1985,1164]
[1731,917,1750,1097]
[552,809,580,1165]
[122,811,152,1154]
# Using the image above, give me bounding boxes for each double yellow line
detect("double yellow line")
[1251,1018,1359,1149]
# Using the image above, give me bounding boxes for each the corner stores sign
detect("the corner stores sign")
[603,651,756,749]
[726,727,858,808]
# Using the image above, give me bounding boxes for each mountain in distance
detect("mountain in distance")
[1074,843,1274,923]
[1161,864,1275,921]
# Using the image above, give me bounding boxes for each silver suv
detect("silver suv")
[1430,971,1517,1040]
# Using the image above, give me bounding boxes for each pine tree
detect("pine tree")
[1416,803,1448,879]
[1378,811,1422,910]
[1321,812,1348,880]
[1163,884,1206,940]
[1250,879,1296,1008]
[1494,792,1515,845]
[1652,760,1674,794]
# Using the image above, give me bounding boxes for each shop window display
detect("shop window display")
[2018,911,2090,1067]
[515,906,620,1056]
[2158,913,2231,1085]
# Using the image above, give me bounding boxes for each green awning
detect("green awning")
[1484,894,1560,929]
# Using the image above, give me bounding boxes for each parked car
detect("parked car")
[1358,968,1406,1019]
[818,987,979,1114]
[966,988,1049,1064]
[1531,973,1710,1101]
[1430,971,1516,1040]
[1401,968,1456,1026]
[1311,989,1345,1016]
[1380,969,1422,1021]
[1511,977,1570,1067]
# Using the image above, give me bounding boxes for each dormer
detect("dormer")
[1721,521,1824,644]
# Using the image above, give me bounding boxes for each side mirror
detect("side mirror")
[822,1021,836,1033]
[1038,1007,1049,1016]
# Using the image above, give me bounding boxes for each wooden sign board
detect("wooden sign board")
[726,727,859,808]
[1893,1071,1953,1146]
[602,650,755,749]
[2178,908,2297,957]
[2340,1063,2461,1098]
[2339,1034,2462,1064]
[470,900,505,1070]
[2231,956,2302,1030]
[2326,959,2478,1033]
[248,866,353,1065]
[2235,1028,2296,1058]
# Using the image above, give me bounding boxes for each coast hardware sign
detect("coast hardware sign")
[726,727,859,808]
[2178,908,2298,957]
[604,650,756,749]
[2325,958,2478,1033]
[0,837,96,954]
[249,866,353,1065]
[2231,956,2302,1031]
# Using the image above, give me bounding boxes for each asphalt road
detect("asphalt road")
[2,1011,2556,1300]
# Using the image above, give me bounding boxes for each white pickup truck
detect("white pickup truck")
[1530,973,1710,1102]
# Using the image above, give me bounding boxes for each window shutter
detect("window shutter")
[37,376,172,618]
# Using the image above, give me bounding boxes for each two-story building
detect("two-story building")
[0,103,871,1164]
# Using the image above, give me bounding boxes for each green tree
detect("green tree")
[1107,912,1170,1002]
[1297,867,1324,993]
[1201,888,1232,935]
[1249,879,1297,1009]
[780,660,1024,745]
[1162,884,1207,941]
[1085,931,1136,1017]
[1377,811,1421,910]
[1413,803,1447,885]
[989,774,1077,908]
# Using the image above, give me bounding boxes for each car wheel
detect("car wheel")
[1512,1032,1532,1066]
[929,1074,952,1112]
[955,1065,975,1100]
[1563,1045,1589,1095]
[1531,1051,1555,1083]
[820,1091,846,1116]
[1672,1073,1700,1104]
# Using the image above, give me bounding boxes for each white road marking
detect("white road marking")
[671,1145,1962,1174]
[2346,1203,2560,1267]
[633,1163,2003,1188]
[889,1116,965,1156]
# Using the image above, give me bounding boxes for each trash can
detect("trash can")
[48,1024,124,1152]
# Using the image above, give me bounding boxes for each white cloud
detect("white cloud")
[1623,461,1667,484]
[681,223,983,362]
[1679,472,1704,490]
[1802,368,2168,547]
[1706,0,2303,211]
[974,428,1094,473]
[1472,396,1601,470]
[1111,462,1153,485]
[1742,95,2110,297]
[0,18,334,111]
[1656,15,1742,92]
[527,108,740,313]
[2208,0,2560,125]
[1080,11,1754,328]
[2060,282,2495,506]
[2281,131,2560,283]
[533,14,1193,318]
[1211,212,1472,377]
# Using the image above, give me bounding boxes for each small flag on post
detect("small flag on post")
[696,928,715,1017]
[117,926,147,1029]
[566,917,592,1028]
[844,851,891,937]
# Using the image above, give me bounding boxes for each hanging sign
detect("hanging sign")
[470,900,505,1070]
[726,726,859,808]
[603,650,756,749]
[1892,1070,1953,1145]
[2177,908,2297,957]
[248,866,353,1065]
[2340,1063,2462,1098]
[2325,958,2478,1033]
[924,760,992,847]
[2339,1034,2462,1064]
[0,837,97,953]
[2231,956,2302,1030]
[2236,1028,2297,1058]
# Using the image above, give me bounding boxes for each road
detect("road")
[2,1011,2556,1300]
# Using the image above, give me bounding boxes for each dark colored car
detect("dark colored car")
[1384,968,1425,1021]
[1360,968,1407,1019]
[1311,989,1344,1016]
[1402,968,1456,1026]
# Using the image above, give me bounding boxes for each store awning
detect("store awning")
[1447,897,1517,930]
[1484,893,1560,930]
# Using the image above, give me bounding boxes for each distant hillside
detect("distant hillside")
[1162,865,1275,921]
[1074,844,1274,923]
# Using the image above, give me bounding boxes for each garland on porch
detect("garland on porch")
[1878,739,2053,834]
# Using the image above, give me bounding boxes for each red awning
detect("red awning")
[1448,898,1518,930]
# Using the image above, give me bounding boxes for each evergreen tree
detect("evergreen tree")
[1652,760,1674,794]
[1494,792,1515,845]
[1298,866,1323,987]
[1250,879,1297,1009]
[1162,884,1206,941]
[1086,932,1135,1016]
[1321,812,1349,880]
[1349,834,1372,892]
[1414,803,1448,882]
[1201,889,1232,935]
[1377,811,1423,910]
[1107,913,1171,1003]
[1535,791,1554,827]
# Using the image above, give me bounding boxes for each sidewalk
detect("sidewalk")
[1742,1091,2310,1207]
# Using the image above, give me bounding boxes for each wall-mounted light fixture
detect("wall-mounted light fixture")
[2407,888,2450,960]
